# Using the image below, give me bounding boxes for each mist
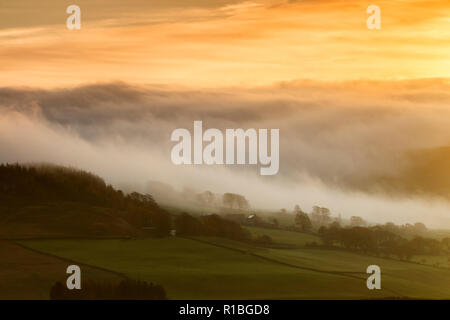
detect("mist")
[1,79,450,227]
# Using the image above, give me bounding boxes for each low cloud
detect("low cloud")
[1,79,450,226]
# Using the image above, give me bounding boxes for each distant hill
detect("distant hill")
[398,146,450,199]
[345,146,450,200]
[0,164,170,238]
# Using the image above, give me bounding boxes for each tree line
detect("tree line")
[0,164,171,236]
[316,223,450,260]
[50,279,167,300]
[175,212,250,241]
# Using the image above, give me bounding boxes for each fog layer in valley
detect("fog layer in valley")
[1,79,450,227]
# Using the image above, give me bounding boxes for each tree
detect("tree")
[254,234,273,246]
[222,193,249,210]
[174,212,204,235]
[442,237,450,252]
[0,164,171,236]
[50,279,167,300]
[270,218,279,227]
[295,212,312,232]
[310,206,331,227]
[223,193,234,209]
[413,222,427,234]
[350,216,367,227]
[196,191,216,207]
[236,194,250,210]
[201,214,250,240]
[383,222,399,234]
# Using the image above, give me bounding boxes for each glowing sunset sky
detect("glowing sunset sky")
[1,0,450,87]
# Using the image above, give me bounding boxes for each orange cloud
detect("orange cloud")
[0,0,449,87]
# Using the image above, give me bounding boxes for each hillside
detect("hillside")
[20,235,450,299]
[0,240,124,299]
[2,163,450,299]
[346,146,450,200]
[0,164,170,238]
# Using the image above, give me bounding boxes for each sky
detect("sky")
[1,0,450,227]
[1,0,450,87]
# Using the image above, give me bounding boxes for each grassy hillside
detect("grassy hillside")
[0,203,136,239]
[186,236,450,299]
[2,164,450,299]
[21,237,390,300]
[257,248,450,298]
[0,241,123,299]
[0,164,170,238]
[19,234,450,299]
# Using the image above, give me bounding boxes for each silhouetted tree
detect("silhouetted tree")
[254,234,273,246]
[175,212,204,235]
[350,216,367,227]
[222,193,249,210]
[50,279,167,300]
[295,212,312,232]
[310,206,331,227]
[174,212,250,241]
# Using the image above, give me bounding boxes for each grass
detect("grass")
[411,255,450,268]
[194,236,450,299]
[14,226,450,299]
[20,237,389,299]
[0,240,123,299]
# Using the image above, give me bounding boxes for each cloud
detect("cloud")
[2,0,450,87]
[1,80,450,226]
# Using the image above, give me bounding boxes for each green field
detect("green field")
[21,237,391,299]
[410,255,450,268]
[197,236,450,298]
[0,241,123,299]
[18,230,450,299]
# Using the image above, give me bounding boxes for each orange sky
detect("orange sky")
[1,0,450,87]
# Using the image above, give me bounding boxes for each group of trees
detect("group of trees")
[50,279,167,300]
[294,209,312,232]
[224,213,278,230]
[194,190,251,211]
[0,164,171,236]
[196,191,216,207]
[0,164,120,207]
[291,203,428,240]
[310,206,332,227]
[174,212,278,246]
[293,205,335,232]
[222,193,250,210]
[349,216,367,227]
[382,222,428,236]
[125,191,170,236]
[317,223,449,260]
[253,234,274,246]
[287,202,446,261]
[174,213,250,241]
